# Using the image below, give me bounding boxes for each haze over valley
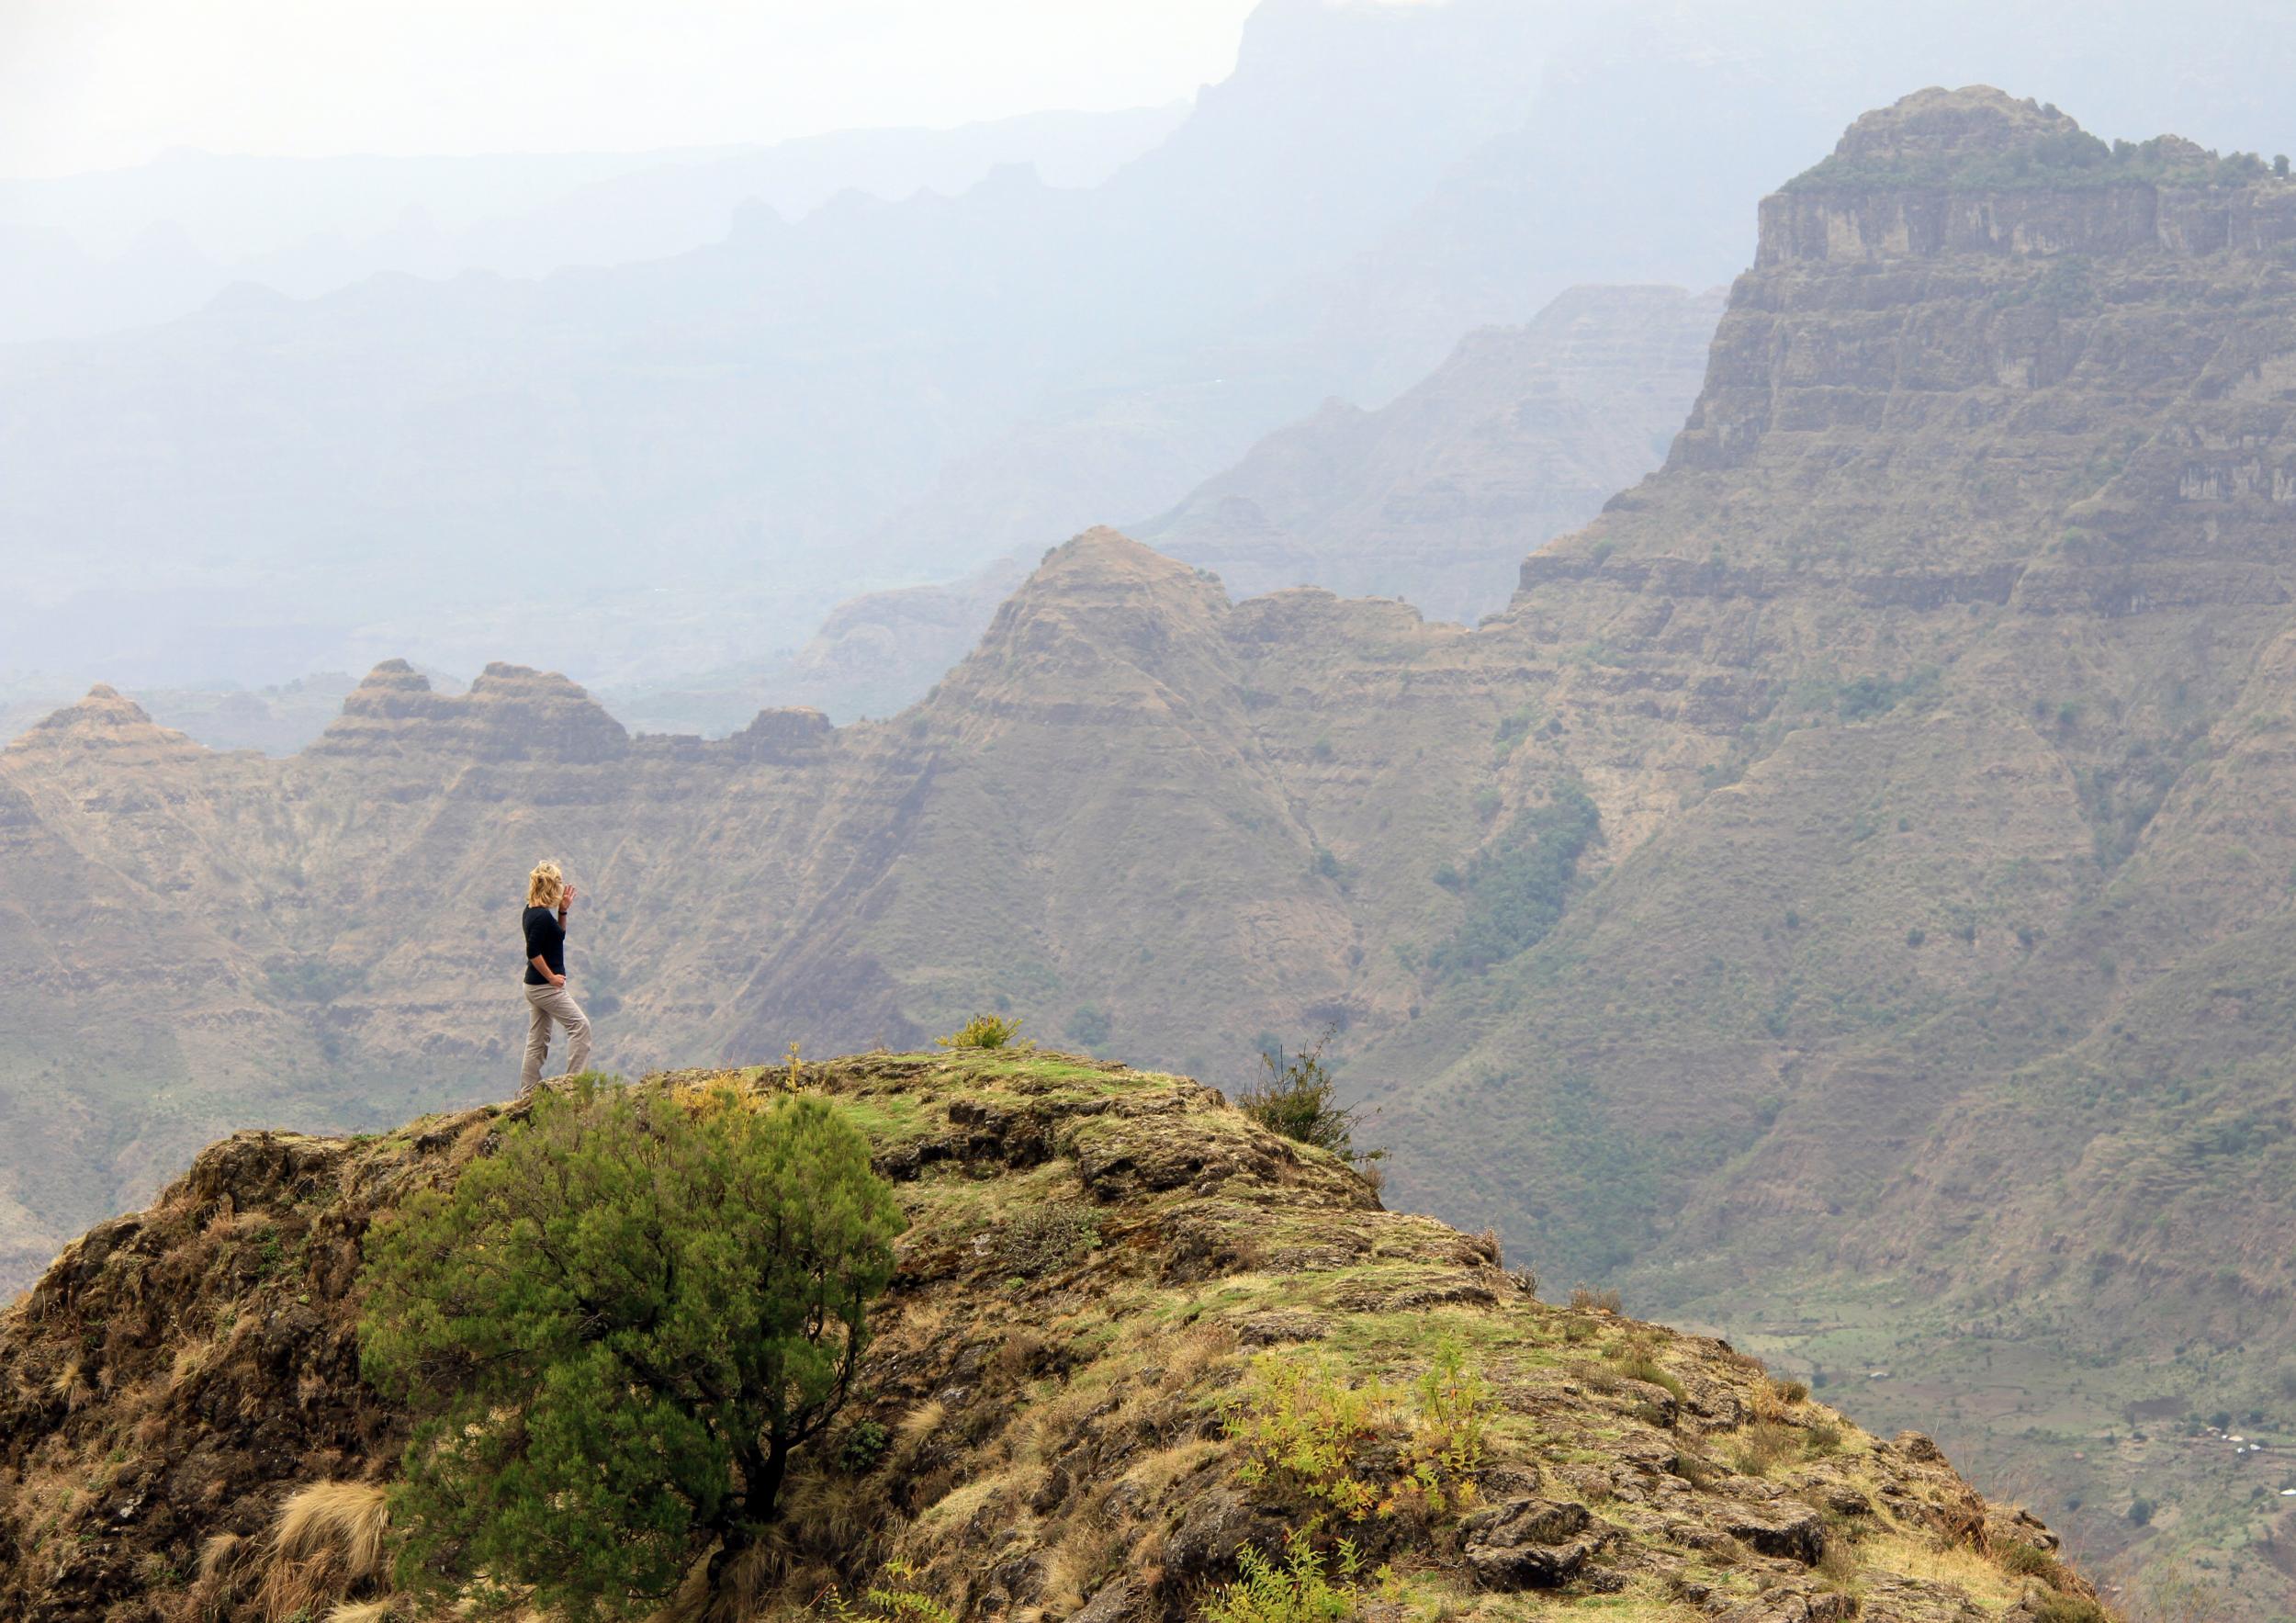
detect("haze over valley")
[12,0,2296,718]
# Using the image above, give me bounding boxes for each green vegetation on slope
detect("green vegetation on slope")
[1430,784,1601,980]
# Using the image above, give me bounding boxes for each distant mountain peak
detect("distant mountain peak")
[6,684,202,759]
[1002,527,1231,632]
[1763,87,2296,271]
[937,528,1234,717]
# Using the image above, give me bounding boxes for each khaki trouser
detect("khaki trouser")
[521,981,591,1092]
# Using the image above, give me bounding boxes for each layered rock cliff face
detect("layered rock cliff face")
[0,1053,2097,1622]
[8,86,2296,1609]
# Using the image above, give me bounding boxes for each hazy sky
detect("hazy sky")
[0,0,1267,177]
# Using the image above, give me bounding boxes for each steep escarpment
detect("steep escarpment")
[0,1052,2097,1622]
[1392,77,2296,1198]
[1401,83,2296,1307]
[1361,86,2296,1608]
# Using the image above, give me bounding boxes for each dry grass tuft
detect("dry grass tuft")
[1010,1380,1102,1469]
[1570,1358,1624,1396]
[895,1397,947,1456]
[1862,1530,2025,1608]
[1730,1420,1801,1476]
[1813,1527,1864,1592]
[667,1532,817,1623]
[1121,1438,1222,1501]
[169,1337,216,1392]
[895,1299,950,1344]
[782,1468,896,1561]
[996,1326,1049,1383]
[1570,1284,1623,1313]
[273,1481,389,1578]
[50,1354,92,1410]
[196,1530,246,1586]
[223,1480,393,1623]
[174,1530,262,1623]
[1037,1512,1117,1613]
[322,1603,400,1623]
[1164,1323,1239,1387]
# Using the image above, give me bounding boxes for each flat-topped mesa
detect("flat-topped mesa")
[4,684,206,763]
[309,660,629,762]
[1760,85,2296,266]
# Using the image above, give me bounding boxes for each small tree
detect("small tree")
[361,1079,904,1619]
[1238,1035,1381,1177]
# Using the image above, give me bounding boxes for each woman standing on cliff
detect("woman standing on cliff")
[519,861,591,1097]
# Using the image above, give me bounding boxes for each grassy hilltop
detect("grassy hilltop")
[1,1051,2097,1622]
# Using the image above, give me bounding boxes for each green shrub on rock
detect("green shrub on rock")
[359,1079,903,1619]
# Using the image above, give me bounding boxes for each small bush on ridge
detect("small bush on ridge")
[938,1013,1024,1050]
[1225,1354,1389,1525]
[1238,1036,1382,1176]
[1390,1338,1490,1518]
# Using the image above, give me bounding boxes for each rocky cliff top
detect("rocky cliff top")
[1765,86,2296,267]
[0,1051,2094,1622]
[1789,85,2276,194]
[1820,87,2086,174]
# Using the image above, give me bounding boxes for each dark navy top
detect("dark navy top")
[523,905,566,986]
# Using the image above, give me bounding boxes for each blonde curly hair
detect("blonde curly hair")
[526,861,566,908]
